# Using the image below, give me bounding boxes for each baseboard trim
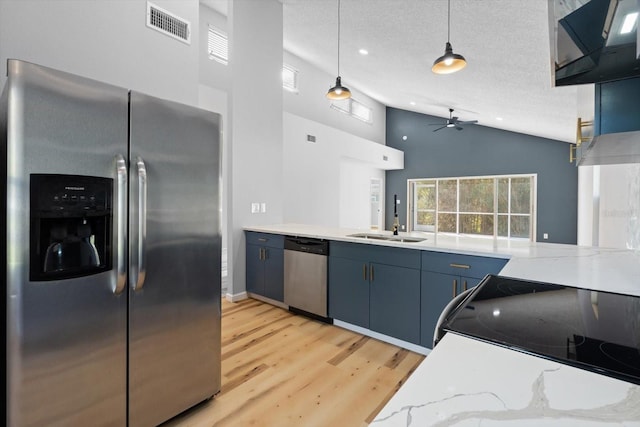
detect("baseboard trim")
[333,320,431,356]
[225,291,247,303]
[246,293,289,310]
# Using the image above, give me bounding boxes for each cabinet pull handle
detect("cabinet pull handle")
[258,238,268,242]
[463,280,468,292]
[450,263,470,269]
[263,248,268,260]
[370,265,374,282]
[363,264,367,281]
[259,248,264,261]
[453,279,457,298]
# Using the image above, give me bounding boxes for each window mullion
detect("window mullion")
[456,178,460,235]
[508,178,512,239]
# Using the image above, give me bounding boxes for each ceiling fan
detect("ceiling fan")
[430,108,478,132]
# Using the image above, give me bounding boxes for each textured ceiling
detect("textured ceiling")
[204,0,579,143]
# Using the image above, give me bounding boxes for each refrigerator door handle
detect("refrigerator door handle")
[114,154,128,294]
[132,157,148,290]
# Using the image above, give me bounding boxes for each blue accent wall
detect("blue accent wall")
[385,107,578,244]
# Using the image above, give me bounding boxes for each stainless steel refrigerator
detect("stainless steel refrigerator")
[1,59,222,426]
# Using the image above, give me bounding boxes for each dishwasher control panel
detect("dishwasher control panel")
[284,237,329,255]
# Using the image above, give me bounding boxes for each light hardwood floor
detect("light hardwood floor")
[165,298,425,427]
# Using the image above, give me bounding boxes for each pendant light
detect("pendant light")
[326,0,351,100]
[432,0,467,74]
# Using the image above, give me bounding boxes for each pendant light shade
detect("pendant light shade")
[432,42,467,74]
[327,76,351,100]
[432,0,467,75]
[327,0,351,100]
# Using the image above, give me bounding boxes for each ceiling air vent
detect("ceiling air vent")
[146,2,191,44]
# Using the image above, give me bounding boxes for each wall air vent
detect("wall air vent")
[146,2,191,44]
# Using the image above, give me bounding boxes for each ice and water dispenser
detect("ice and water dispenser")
[30,174,113,281]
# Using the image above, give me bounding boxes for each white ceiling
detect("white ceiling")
[204,0,580,143]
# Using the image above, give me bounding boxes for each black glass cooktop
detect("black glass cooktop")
[442,275,640,385]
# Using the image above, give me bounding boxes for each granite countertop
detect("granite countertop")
[246,224,640,425]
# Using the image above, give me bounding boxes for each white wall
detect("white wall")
[0,0,200,106]
[283,50,386,144]
[283,112,402,229]
[226,0,284,299]
[197,4,387,145]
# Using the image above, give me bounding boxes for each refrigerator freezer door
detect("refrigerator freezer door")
[4,60,129,426]
[128,92,222,426]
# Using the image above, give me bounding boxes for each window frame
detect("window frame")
[329,98,373,124]
[207,25,228,65]
[282,63,299,93]
[407,174,537,240]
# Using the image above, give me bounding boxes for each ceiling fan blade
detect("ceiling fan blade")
[452,116,459,122]
[432,125,447,132]
[429,123,446,126]
[457,120,478,125]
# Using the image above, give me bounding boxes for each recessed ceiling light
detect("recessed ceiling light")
[402,135,408,141]
[496,117,503,121]
[620,12,638,34]
[358,48,369,55]
[410,101,416,106]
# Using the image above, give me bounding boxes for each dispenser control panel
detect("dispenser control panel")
[32,175,110,218]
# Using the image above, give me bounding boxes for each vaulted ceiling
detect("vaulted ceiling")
[204,0,580,143]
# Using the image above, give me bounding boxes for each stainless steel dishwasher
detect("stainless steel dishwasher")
[284,236,330,322]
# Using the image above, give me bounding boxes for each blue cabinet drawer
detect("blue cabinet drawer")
[245,231,284,249]
[331,241,421,269]
[421,251,508,279]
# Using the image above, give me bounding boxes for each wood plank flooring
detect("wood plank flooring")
[165,298,425,427]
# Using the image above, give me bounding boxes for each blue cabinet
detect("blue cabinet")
[245,232,284,302]
[329,256,370,328]
[596,77,640,135]
[420,251,508,347]
[329,241,421,344]
[369,263,421,344]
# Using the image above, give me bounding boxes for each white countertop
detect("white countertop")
[246,224,640,425]
[245,223,640,296]
[371,333,640,426]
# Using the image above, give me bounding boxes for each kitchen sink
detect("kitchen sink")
[390,236,427,243]
[346,233,426,243]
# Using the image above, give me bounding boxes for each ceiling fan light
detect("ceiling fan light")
[326,76,352,100]
[432,42,467,74]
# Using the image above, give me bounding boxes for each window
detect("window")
[330,98,373,123]
[282,64,299,92]
[409,174,536,240]
[208,26,228,65]
[351,99,372,122]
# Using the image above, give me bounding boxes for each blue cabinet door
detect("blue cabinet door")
[597,77,640,135]
[329,256,369,328]
[245,232,285,302]
[263,247,284,302]
[420,270,459,348]
[246,244,264,294]
[370,263,421,344]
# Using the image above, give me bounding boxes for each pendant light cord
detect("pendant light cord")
[337,0,341,76]
[447,0,451,43]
